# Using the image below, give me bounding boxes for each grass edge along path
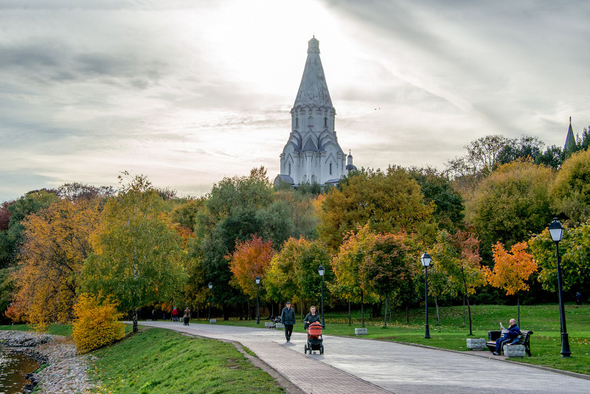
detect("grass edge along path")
[209,303,590,376]
[89,327,286,394]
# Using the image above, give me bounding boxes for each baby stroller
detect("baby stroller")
[304,322,324,354]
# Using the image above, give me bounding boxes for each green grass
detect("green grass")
[208,303,590,376]
[90,328,284,394]
[0,323,73,336]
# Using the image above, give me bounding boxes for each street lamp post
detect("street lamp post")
[318,264,325,327]
[208,282,213,322]
[255,276,261,324]
[549,218,571,358]
[421,252,432,339]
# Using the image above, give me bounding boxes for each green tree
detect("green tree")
[551,149,590,225]
[82,174,187,332]
[432,230,486,335]
[319,167,433,251]
[465,160,554,254]
[529,222,590,294]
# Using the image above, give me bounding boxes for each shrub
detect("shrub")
[72,293,125,353]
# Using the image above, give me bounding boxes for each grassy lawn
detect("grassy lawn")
[90,328,284,394]
[207,303,590,376]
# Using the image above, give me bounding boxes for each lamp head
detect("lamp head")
[318,264,325,277]
[208,282,213,290]
[421,252,432,267]
[255,276,260,285]
[549,218,564,242]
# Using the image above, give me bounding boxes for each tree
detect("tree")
[432,230,486,335]
[361,232,415,327]
[82,174,187,333]
[319,167,433,251]
[7,198,101,328]
[228,235,275,300]
[0,190,59,269]
[465,160,554,254]
[551,149,590,226]
[529,222,590,295]
[496,135,545,165]
[330,226,380,326]
[485,242,537,325]
[408,166,464,231]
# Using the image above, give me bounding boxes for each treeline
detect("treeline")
[1,131,589,331]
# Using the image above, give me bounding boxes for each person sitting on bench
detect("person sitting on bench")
[493,318,520,355]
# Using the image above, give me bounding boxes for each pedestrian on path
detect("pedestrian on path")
[303,305,321,329]
[172,307,179,322]
[183,307,191,326]
[281,301,295,342]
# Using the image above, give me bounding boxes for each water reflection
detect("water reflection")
[0,347,39,394]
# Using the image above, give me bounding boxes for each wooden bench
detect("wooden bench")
[486,330,533,356]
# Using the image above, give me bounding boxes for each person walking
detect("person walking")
[303,305,321,329]
[183,307,191,326]
[172,307,179,322]
[281,301,296,342]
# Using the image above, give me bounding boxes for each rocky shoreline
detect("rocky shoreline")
[0,331,96,393]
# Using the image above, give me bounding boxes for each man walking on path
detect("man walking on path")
[281,301,295,342]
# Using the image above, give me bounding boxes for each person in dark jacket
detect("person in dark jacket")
[303,305,321,329]
[493,319,520,355]
[281,301,296,342]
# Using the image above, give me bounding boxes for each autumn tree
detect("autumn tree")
[465,160,554,256]
[485,242,537,325]
[432,230,486,335]
[228,235,275,301]
[264,238,331,320]
[330,226,379,326]
[361,232,415,327]
[319,167,433,251]
[7,198,101,328]
[82,174,187,333]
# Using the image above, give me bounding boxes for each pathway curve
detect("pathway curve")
[138,321,590,394]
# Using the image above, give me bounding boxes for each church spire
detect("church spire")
[293,37,333,109]
[564,116,577,154]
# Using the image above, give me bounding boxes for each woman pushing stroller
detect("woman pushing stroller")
[303,306,324,354]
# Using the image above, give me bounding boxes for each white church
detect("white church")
[274,37,356,188]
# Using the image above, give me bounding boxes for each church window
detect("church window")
[308,116,313,126]
[329,162,332,175]
[295,118,299,128]
[289,163,291,175]
[324,117,327,127]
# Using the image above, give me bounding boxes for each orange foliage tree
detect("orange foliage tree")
[228,235,275,300]
[9,198,101,329]
[485,241,537,325]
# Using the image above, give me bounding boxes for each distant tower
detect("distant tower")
[564,116,577,155]
[274,37,354,188]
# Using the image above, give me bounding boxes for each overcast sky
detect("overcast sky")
[1,0,589,202]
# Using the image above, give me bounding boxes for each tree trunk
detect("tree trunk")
[133,307,138,333]
[435,296,441,332]
[466,294,473,336]
[361,290,365,328]
[462,294,466,326]
[406,304,410,325]
[383,296,388,327]
[516,295,520,327]
[348,301,351,326]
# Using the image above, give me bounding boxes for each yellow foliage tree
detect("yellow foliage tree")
[72,293,125,354]
[10,198,101,330]
[485,241,537,325]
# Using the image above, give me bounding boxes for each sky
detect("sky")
[1,0,589,202]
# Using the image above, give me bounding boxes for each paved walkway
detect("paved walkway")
[138,321,590,394]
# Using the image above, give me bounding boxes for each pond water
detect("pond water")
[0,347,39,394]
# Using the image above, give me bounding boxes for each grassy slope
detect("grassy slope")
[212,303,590,375]
[90,328,284,394]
